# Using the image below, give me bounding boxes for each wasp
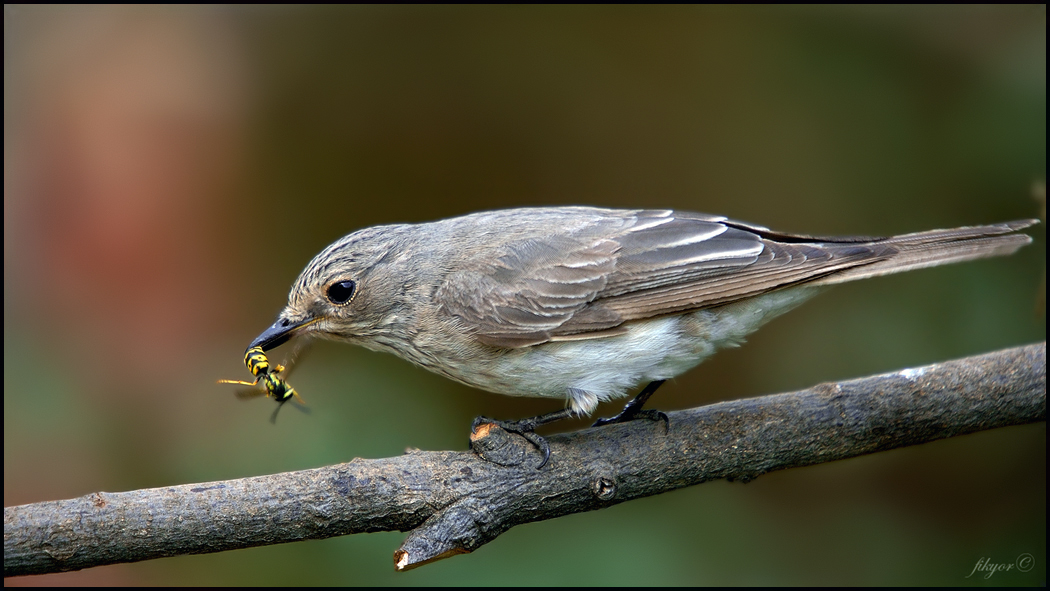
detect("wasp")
[218,346,309,423]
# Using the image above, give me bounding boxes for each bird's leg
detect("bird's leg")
[593,380,669,429]
[472,408,576,469]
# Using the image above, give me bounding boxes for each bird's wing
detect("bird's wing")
[436,209,889,348]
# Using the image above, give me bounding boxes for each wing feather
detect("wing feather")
[436,209,888,348]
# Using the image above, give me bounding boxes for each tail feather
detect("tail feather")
[811,219,1038,286]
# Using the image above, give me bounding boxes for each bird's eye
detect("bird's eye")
[327,280,356,305]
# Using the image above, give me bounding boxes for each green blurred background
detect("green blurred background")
[4,5,1045,585]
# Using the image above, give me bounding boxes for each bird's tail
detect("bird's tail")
[811,219,1039,286]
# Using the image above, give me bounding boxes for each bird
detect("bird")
[244,206,1037,466]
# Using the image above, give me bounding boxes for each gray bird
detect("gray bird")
[247,207,1037,466]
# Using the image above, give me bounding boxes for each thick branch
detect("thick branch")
[5,342,1045,577]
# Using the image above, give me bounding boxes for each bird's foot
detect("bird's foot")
[471,416,551,468]
[471,409,576,469]
[591,380,669,430]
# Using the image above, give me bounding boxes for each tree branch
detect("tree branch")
[5,342,1045,577]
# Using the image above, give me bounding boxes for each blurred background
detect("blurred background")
[4,5,1044,585]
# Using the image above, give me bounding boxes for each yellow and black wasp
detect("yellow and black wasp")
[218,346,309,423]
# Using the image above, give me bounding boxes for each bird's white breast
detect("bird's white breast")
[472,286,819,414]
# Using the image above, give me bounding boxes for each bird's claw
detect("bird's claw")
[471,416,552,469]
[593,408,669,431]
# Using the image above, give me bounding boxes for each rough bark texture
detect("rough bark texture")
[5,342,1045,577]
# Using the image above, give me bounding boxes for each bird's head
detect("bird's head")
[248,224,417,354]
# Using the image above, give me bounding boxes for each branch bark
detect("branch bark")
[5,342,1045,577]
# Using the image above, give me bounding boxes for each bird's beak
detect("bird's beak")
[248,316,317,353]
